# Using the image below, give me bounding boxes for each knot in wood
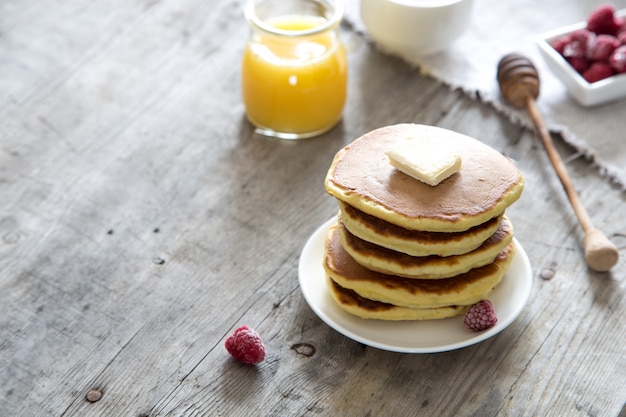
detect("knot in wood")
[85,389,103,403]
[539,268,555,280]
[291,343,316,357]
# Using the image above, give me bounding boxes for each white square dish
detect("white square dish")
[536,9,626,107]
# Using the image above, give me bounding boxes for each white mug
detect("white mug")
[360,0,475,56]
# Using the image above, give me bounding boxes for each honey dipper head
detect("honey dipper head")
[497,53,540,108]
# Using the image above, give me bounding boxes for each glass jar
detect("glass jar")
[241,0,347,139]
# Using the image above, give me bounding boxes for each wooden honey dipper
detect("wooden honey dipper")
[497,53,619,272]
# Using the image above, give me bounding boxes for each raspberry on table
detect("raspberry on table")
[225,325,266,365]
[586,4,622,36]
[464,300,498,332]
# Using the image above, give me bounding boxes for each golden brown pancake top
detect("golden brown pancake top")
[325,124,524,231]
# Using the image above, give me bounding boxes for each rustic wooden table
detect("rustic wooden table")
[1,1,625,416]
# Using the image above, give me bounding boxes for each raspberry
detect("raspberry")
[610,45,626,73]
[586,4,621,35]
[464,300,498,331]
[567,56,591,74]
[582,61,614,83]
[563,29,594,58]
[551,35,571,54]
[225,325,266,365]
[588,34,620,61]
[618,19,626,38]
[555,8,626,80]
[618,17,626,32]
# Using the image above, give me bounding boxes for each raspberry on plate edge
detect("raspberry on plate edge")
[464,300,498,332]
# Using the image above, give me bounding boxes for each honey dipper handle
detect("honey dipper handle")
[526,99,592,230]
[526,98,619,272]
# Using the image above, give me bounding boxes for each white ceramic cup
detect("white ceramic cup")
[360,0,475,56]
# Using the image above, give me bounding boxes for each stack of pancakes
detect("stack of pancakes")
[322,124,524,320]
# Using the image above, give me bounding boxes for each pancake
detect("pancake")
[326,277,467,320]
[324,124,524,232]
[339,201,503,257]
[323,222,515,309]
[339,215,514,279]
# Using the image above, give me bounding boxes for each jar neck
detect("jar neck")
[245,0,343,37]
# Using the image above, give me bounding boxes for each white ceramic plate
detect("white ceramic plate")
[536,9,626,107]
[298,217,533,353]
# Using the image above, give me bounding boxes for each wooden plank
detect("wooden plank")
[0,0,624,416]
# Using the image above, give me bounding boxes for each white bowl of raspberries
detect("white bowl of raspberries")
[536,5,626,106]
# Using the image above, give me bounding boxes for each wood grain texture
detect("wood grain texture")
[1,0,625,416]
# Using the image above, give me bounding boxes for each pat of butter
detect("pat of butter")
[386,136,462,186]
